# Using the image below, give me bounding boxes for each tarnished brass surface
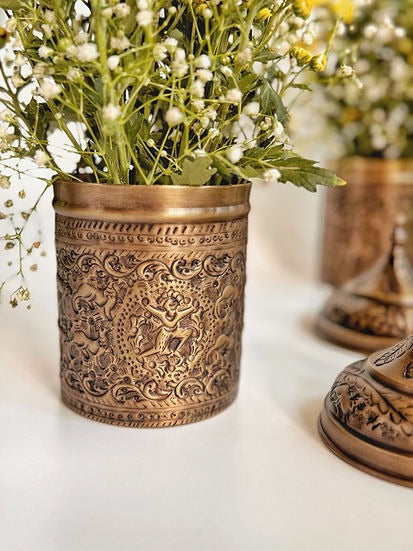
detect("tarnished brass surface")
[53,181,251,427]
[322,157,413,286]
[317,220,413,352]
[319,336,413,487]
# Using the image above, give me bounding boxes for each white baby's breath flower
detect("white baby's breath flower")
[194,54,212,69]
[190,79,205,98]
[136,9,153,26]
[34,150,50,167]
[64,44,77,58]
[41,24,53,38]
[14,53,26,67]
[208,128,220,139]
[39,45,53,59]
[113,3,131,17]
[153,43,167,61]
[0,110,14,123]
[164,37,178,51]
[38,78,62,100]
[340,64,353,77]
[205,108,217,121]
[103,103,121,121]
[165,107,184,126]
[263,168,281,183]
[226,145,243,164]
[172,57,189,78]
[110,32,130,51]
[5,18,17,33]
[221,66,233,78]
[107,55,120,71]
[137,0,150,8]
[197,69,213,83]
[236,48,252,64]
[226,88,242,104]
[0,175,11,189]
[33,63,48,77]
[67,68,82,82]
[168,6,177,14]
[75,43,99,62]
[74,31,89,45]
[203,8,213,18]
[243,102,260,116]
[44,10,56,23]
[102,7,113,18]
[11,74,24,89]
[192,99,205,112]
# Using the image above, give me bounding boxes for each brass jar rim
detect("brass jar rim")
[53,180,252,223]
[334,156,413,186]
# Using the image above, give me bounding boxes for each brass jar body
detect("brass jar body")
[53,181,251,427]
[321,157,413,286]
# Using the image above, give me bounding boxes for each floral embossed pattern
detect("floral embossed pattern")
[325,361,413,452]
[56,216,247,427]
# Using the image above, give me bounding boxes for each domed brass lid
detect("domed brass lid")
[319,336,413,486]
[317,220,413,351]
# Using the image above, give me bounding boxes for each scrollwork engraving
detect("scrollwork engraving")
[56,215,247,427]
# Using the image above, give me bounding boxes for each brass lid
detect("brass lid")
[319,335,413,487]
[317,220,413,351]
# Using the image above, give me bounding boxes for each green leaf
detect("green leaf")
[275,156,346,192]
[171,157,217,186]
[254,52,282,64]
[260,80,289,125]
[125,112,150,146]
[238,72,260,94]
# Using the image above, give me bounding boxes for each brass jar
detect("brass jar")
[321,157,413,287]
[53,181,251,428]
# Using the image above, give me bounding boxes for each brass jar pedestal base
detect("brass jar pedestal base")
[318,219,413,353]
[316,314,399,353]
[319,338,413,487]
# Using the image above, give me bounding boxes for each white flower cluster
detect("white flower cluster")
[318,0,413,159]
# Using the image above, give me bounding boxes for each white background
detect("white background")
[2,183,413,551]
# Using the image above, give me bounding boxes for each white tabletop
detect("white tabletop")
[2,277,413,551]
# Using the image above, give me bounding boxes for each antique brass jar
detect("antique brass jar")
[53,181,251,427]
[321,157,413,287]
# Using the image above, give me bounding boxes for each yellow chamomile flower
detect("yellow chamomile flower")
[291,46,313,66]
[256,8,272,22]
[310,53,327,71]
[292,0,312,20]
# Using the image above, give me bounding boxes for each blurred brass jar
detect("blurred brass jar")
[53,181,251,428]
[321,157,413,286]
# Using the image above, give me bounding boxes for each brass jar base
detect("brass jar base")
[319,411,413,488]
[319,338,413,487]
[62,389,237,428]
[316,314,399,353]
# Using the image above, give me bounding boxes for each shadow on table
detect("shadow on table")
[299,397,324,443]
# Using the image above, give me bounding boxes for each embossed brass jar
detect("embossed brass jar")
[321,157,413,286]
[53,181,251,427]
